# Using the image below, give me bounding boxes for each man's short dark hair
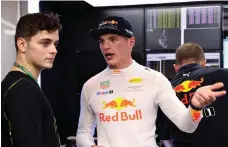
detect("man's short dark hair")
[15,12,62,52]
[176,42,205,65]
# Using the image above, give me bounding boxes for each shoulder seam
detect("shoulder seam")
[4,78,38,98]
[4,78,23,98]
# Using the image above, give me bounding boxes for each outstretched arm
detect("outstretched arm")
[155,72,225,133]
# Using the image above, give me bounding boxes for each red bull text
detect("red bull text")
[100,98,142,122]
[99,110,142,122]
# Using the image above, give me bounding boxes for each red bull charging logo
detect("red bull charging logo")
[173,78,204,93]
[190,109,201,122]
[99,97,142,122]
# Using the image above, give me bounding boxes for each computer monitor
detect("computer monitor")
[223,39,228,69]
[146,52,221,79]
[145,5,221,51]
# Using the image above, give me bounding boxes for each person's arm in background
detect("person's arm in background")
[155,72,225,134]
[156,108,174,147]
[76,85,97,147]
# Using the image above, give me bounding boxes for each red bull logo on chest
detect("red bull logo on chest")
[99,97,142,122]
[173,78,204,93]
[102,97,135,110]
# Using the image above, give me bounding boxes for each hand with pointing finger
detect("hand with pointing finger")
[191,82,226,109]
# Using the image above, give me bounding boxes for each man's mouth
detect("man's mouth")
[46,58,55,62]
[105,53,114,60]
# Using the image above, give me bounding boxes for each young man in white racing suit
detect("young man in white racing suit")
[76,16,226,147]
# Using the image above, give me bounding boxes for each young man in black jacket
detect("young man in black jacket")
[157,43,228,147]
[1,12,62,147]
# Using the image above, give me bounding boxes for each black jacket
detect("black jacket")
[157,64,228,147]
[1,71,61,147]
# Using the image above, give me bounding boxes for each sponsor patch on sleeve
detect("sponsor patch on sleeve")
[190,108,202,122]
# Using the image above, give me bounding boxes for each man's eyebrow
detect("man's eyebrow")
[39,38,52,42]
[99,36,118,41]
[108,36,118,39]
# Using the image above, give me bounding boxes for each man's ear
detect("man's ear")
[17,37,28,53]
[201,59,206,67]
[129,37,135,48]
[173,64,180,73]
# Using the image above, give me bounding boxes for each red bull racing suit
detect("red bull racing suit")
[76,61,203,147]
[157,63,228,147]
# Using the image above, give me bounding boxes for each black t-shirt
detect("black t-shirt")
[1,71,61,147]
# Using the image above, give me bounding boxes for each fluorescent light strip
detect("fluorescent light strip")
[85,0,208,7]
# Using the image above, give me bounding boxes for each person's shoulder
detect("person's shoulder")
[138,64,166,77]
[215,67,228,73]
[134,63,169,84]
[2,78,43,108]
[5,77,41,98]
[18,77,39,89]
[200,67,228,76]
[135,63,158,75]
[2,71,39,89]
[83,68,108,90]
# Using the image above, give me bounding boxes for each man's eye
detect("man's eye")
[54,42,59,47]
[42,42,49,46]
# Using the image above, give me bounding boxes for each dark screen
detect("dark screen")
[102,7,144,51]
[184,28,221,49]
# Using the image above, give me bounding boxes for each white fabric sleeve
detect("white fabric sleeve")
[76,86,96,147]
[155,72,202,133]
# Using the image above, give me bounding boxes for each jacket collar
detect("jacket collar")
[177,63,202,75]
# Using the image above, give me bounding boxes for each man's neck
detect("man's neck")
[11,59,40,80]
[109,58,133,69]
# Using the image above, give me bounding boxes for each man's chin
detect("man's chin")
[42,64,53,69]
[106,60,116,66]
